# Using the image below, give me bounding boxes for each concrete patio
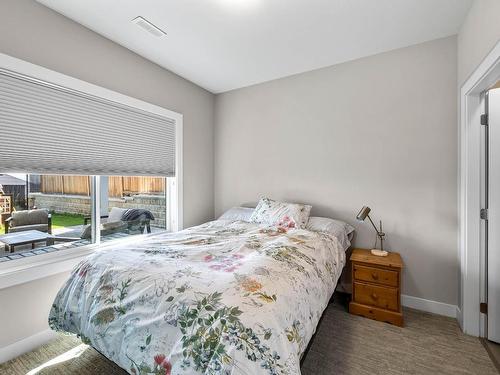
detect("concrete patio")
[0,224,165,261]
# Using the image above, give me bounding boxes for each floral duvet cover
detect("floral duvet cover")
[49,220,345,375]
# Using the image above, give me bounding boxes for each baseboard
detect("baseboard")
[402,294,458,318]
[0,329,57,364]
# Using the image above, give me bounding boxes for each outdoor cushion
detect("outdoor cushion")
[80,225,92,240]
[80,220,128,239]
[102,221,128,236]
[107,207,128,223]
[10,209,49,227]
[8,223,49,233]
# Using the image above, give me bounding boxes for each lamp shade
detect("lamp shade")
[356,206,371,221]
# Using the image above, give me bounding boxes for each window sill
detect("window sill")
[0,231,162,289]
[0,244,97,290]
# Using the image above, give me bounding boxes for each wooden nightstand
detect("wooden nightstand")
[349,248,403,327]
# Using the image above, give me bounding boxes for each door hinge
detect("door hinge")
[480,208,488,220]
[480,302,488,314]
[481,114,489,126]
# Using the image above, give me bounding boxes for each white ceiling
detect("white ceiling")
[37,0,472,93]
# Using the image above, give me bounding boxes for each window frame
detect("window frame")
[0,52,183,289]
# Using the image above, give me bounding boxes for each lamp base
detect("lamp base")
[371,249,389,257]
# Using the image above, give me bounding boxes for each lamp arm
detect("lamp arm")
[366,214,380,234]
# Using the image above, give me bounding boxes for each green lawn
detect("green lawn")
[0,212,84,234]
[51,213,85,230]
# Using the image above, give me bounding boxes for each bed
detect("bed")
[49,217,347,375]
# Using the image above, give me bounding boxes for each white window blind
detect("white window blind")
[0,69,176,176]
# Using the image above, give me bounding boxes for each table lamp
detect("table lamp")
[356,206,388,256]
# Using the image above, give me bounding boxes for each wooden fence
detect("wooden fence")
[39,175,165,197]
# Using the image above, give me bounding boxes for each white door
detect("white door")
[488,88,500,343]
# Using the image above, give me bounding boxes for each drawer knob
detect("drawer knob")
[371,293,378,300]
[371,273,379,280]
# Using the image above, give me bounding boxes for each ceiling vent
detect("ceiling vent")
[132,16,166,37]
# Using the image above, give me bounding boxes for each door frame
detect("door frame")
[460,40,500,336]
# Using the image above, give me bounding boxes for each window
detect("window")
[99,175,168,237]
[0,173,174,261]
[0,52,182,269]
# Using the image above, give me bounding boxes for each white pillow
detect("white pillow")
[218,207,255,222]
[249,197,312,229]
[306,216,355,251]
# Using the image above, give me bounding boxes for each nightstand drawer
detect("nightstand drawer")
[349,302,403,326]
[354,282,398,311]
[354,264,398,287]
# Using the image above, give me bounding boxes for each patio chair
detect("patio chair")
[4,209,52,234]
[82,207,153,234]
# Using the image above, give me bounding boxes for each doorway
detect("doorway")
[460,40,500,338]
[482,86,500,345]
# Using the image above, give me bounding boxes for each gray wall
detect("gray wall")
[0,0,214,350]
[458,0,500,85]
[0,273,69,350]
[215,36,458,305]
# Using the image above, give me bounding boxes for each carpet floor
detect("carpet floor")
[1,301,498,375]
[483,339,500,373]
